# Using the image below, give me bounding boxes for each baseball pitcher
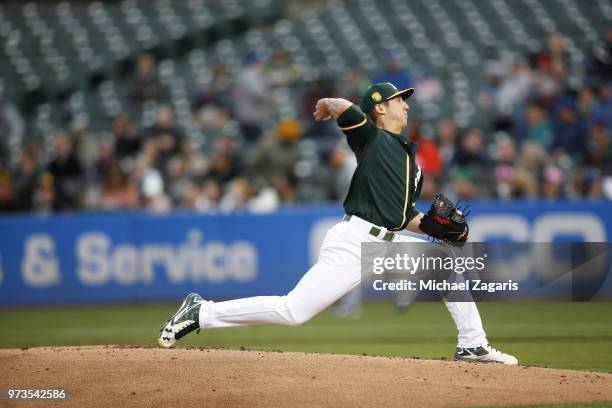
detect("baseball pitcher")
[158,82,518,365]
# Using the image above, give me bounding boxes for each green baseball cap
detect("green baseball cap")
[359,82,415,114]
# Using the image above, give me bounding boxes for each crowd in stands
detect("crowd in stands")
[0,30,611,214]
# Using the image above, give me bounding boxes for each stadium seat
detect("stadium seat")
[1,0,610,138]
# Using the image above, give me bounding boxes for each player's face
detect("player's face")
[387,96,409,128]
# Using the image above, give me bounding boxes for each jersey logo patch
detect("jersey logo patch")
[414,164,422,190]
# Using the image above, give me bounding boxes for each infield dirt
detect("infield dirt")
[1,346,611,408]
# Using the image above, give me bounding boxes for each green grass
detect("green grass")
[1,302,611,372]
[473,403,612,408]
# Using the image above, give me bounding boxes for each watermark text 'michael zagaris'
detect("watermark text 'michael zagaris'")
[373,279,519,293]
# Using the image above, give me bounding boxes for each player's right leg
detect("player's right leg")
[158,220,375,348]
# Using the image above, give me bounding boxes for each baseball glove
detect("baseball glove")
[419,193,469,247]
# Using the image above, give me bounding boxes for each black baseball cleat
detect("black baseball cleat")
[454,344,518,365]
[158,293,205,348]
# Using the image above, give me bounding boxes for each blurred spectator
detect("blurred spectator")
[493,137,517,199]
[528,35,574,111]
[146,105,185,167]
[47,132,83,210]
[250,118,302,186]
[419,176,439,200]
[129,53,163,102]
[495,58,533,116]
[409,121,443,177]
[73,124,99,177]
[250,119,302,203]
[193,180,223,211]
[133,150,171,213]
[590,82,612,130]
[94,140,116,182]
[517,141,550,177]
[511,168,539,199]
[542,165,565,199]
[204,136,242,186]
[32,172,55,214]
[180,182,200,209]
[2,16,612,213]
[373,51,412,90]
[452,128,488,168]
[531,33,571,99]
[267,49,302,90]
[0,98,25,166]
[589,28,612,83]
[478,61,504,111]
[0,169,15,212]
[301,76,337,139]
[193,62,233,109]
[575,122,612,199]
[112,113,142,159]
[205,154,236,185]
[13,149,39,211]
[193,103,232,142]
[337,67,370,105]
[100,162,140,210]
[248,184,282,213]
[584,122,612,172]
[451,128,490,198]
[522,103,552,150]
[573,167,603,199]
[543,33,570,80]
[177,138,209,182]
[326,143,357,201]
[511,140,553,198]
[576,86,597,119]
[436,118,459,167]
[219,178,254,212]
[413,66,443,103]
[273,174,296,204]
[75,131,103,210]
[453,172,479,199]
[233,52,272,143]
[550,97,587,156]
[167,141,207,203]
[302,76,336,119]
[129,136,161,209]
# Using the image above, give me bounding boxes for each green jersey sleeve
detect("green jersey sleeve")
[337,105,376,154]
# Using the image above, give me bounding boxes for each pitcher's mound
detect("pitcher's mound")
[1,346,611,407]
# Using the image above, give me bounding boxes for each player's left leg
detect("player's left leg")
[199,258,360,328]
[392,233,518,365]
[444,284,518,365]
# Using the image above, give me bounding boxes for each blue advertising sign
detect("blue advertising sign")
[0,201,610,306]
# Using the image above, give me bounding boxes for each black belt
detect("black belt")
[343,214,396,242]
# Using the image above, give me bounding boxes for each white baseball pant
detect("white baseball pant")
[199,216,488,348]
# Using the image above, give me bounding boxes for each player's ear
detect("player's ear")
[374,103,385,116]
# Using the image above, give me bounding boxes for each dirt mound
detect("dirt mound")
[1,346,611,408]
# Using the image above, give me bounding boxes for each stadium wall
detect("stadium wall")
[0,201,611,306]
